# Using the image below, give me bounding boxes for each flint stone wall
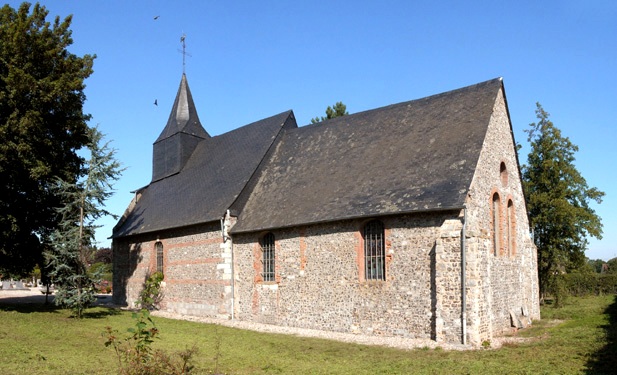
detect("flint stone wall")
[113,222,233,318]
[464,87,540,344]
[233,212,464,342]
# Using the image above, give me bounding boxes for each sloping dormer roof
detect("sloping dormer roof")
[230,78,503,233]
[113,110,297,238]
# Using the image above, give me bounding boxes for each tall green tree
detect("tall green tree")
[586,258,606,274]
[522,103,604,297]
[311,101,349,124]
[0,2,95,276]
[46,127,122,318]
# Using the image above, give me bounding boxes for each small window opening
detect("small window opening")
[363,220,385,280]
[500,162,508,187]
[261,233,275,282]
[155,241,164,273]
[507,199,516,256]
[492,193,501,256]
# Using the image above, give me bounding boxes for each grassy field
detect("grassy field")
[0,295,615,374]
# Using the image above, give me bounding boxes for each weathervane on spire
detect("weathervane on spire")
[179,33,191,74]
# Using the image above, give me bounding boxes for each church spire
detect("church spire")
[155,74,209,142]
[152,74,209,182]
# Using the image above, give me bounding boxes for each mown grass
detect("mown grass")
[0,294,615,374]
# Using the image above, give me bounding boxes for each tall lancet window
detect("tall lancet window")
[492,193,501,256]
[155,241,164,274]
[507,199,516,256]
[261,233,275,282]
[364,220,385,281]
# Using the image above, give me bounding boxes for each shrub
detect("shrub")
[95,279,113,294]
[103,309,197,375]
[558,273,617,297]
[136,272,164,311]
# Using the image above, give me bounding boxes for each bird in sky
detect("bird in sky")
[154,99,157,106]
[154,15,160,20]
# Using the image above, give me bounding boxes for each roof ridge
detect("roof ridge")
[297,77,502,129]
[208,110,294,139]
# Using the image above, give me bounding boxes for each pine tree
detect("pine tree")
[311,101,349,124]
[46,127,122,318]
[522,103,604,298]
[0,3,95,276]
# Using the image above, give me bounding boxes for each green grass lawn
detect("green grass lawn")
[0,295,615,374]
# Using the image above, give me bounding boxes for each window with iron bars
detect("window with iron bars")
[363,220,385,281]
[261,233,275,282]
[155,241,164,273]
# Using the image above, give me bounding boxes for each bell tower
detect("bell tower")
[152,73,209,181]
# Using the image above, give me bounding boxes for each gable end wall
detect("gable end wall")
[464,87,540,344]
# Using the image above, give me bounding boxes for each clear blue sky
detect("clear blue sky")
[13,1,616,260]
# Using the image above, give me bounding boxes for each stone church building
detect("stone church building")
[112,75,540,346]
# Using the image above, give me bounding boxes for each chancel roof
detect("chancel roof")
[231,78,504,233]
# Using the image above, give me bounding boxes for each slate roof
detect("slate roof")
[155,74,210,142]
[112,109,297,238]
[152,75,211,182]
[230,78,504,233]
[113,77,505,239]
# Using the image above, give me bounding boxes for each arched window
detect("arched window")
[500,162,508,187]
[363,220,385,280]
[155,241,164,273]
[261,233,275,282]
[507,199,516,256]
[492,193,501,256]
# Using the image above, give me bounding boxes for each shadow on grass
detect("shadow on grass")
[0,292,60,313]
[0,301,62,314]
[81,307,122,319]
[0,294,122,319]
[586,294,617,374]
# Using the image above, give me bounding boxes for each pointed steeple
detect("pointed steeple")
[155,74,209,142]
[152,74,209,181]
